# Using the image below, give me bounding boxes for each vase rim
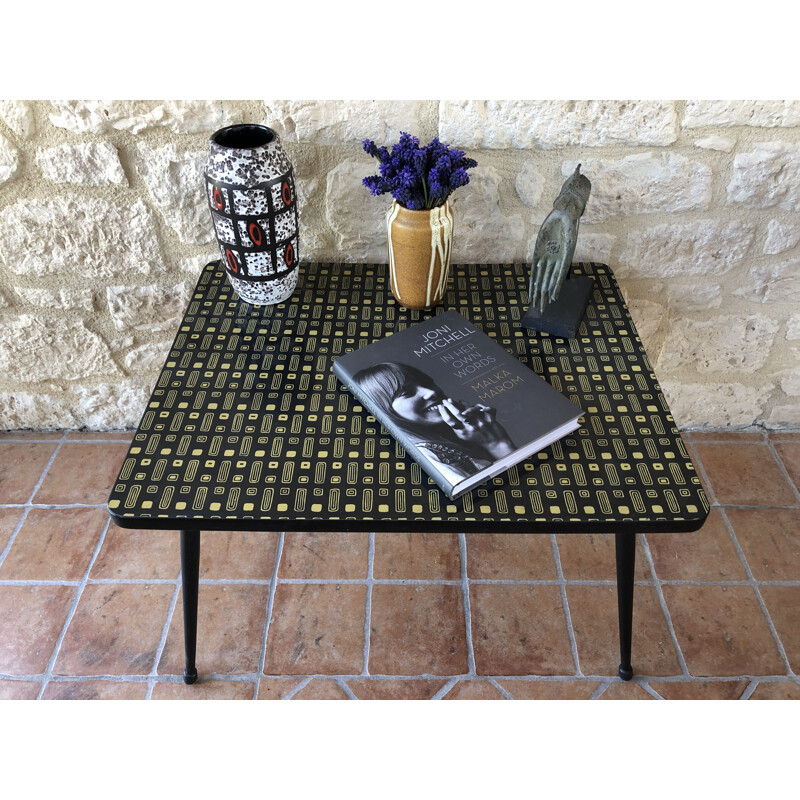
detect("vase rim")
[392,199,451,212]
[210,124,277,150]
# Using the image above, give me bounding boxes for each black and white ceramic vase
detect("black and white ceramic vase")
[204,124,300,305]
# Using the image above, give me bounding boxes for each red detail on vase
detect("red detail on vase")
[248,222,264,246]
[225,249,239,273]
[213,186,225,211]
[285,242,295,267]
[281,180,292,207]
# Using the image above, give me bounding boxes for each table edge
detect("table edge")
[106,507,709,534]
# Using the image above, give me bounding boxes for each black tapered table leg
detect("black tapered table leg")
[615,531,636,681]
[180,529,200,684]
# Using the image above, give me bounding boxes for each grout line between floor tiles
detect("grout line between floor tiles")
[458,534,477,677]
[275,577,464,585]
[0,437,64,443]
[685,439,719,507]
[600,674,796,683]
[0,579,83,587]
[147,579,182,700]
[31,674,158,684]
[639,533,691,677]
[0,434,67,572]
[713,503,800,510]
[362,532,375,677]
[719,509,796,677]
[282,675,312,699]
[766,437,800,505]
[36,514,111,700]
[0,507,32,571]
[162,672,256,684]
[487,677,514,699]
[740,680,758,700]
[685,435,768,444]
[431,677,458,699]
[588,681,611,699]
[193,578,275,586]
[272,577,655,586]
[84,578,233,586]
[64,439,136,444]
[336,677,359,699]
[640,680,665,699]
[254,531,285,699]
[0,504,114,513]
[25,433,67,503]
[550,533,583,677]
[0,434,134,443]
[657,579,800,586]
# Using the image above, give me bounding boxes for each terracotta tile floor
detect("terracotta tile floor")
[1,429,799,701]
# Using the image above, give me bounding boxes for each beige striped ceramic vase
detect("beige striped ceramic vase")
[386,200,454,310]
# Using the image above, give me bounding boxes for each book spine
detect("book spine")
[332,359,457,500]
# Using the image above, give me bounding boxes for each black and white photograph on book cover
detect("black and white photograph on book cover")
[351,360,519,489]
[334,310,584,498]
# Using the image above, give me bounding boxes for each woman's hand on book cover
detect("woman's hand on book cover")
[438,399,515,458]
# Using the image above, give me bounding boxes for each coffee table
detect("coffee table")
[107,260,709,684]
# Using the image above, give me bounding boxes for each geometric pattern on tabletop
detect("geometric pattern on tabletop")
[108,261,709,534]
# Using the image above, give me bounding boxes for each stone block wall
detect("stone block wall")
[0,100,798,430]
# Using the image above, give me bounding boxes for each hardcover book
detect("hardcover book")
[332,310,583,500]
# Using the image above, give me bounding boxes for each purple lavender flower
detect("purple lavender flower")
[363,175,388,197]
[361,132,477,210]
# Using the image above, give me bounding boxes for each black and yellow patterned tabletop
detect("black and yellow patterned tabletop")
[107,261,709,534]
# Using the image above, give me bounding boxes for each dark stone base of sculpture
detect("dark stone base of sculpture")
[521,275,594,339]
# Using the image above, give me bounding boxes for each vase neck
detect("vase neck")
[393,200,450,215]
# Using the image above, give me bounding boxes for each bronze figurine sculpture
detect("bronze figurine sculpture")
[522,165,595,338]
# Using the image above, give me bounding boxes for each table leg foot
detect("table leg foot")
[180,529,200,686]
[615,531,636,682]
[618,665,634,682]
